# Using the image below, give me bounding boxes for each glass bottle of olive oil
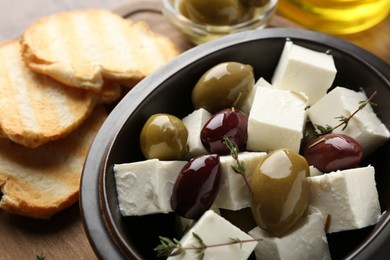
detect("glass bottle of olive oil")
[277,0,390,34]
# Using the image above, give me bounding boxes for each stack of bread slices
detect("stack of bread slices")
[0,9,178,218]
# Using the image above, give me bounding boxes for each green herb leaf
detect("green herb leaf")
[314,90,377,135]
[154,236,183,257]
[223,136,239,159]
[192,232,206,260]
[36,254,45,260]
[229,237,244,249]
[154,233,263,258]
[223,136,251,194]
[314,124,333,135]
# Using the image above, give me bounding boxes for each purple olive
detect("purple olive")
[171,154,221,219]
[201,108,248,154]
[304,133,363,173]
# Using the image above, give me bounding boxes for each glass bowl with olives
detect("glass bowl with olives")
[80,28,390,259]
[161,0,278,45]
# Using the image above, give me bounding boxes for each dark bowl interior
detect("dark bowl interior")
[80,28,390,260]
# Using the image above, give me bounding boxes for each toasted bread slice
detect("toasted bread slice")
[0,40,98,148]
[99,81,122,104]
[0,106,107,219]
[21,10,178,91]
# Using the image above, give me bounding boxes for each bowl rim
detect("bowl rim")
[161,0,279,33]
[80,27,390,260]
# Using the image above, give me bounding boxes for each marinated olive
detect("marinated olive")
[171,154,221,219]
[201,108,248,154]
[179,0,252,26]
[239,0,270,7]
[140,113,188,160]
[192,62,255,113]
[251,148,310,236]
[304,133,363,173]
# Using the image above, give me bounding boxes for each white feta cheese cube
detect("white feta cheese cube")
[213,152,267,210]
[247,87,308,153]
[309,165,323,177]
[182,108,212,159]
[249,206,331,260]
[114,159,187,216]
[271,40,337,105]
[168,210,258,260]
[177,206,221,237]
[239,77,273,115]
[307,86,390,156]
[308,165,381,233]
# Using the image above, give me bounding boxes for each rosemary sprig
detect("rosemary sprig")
[36,254,45,260]
[154,233,262,259]
[193,232,206,260]
[154,236,184,257]
[315,90,377,135]
[223,136,252,194]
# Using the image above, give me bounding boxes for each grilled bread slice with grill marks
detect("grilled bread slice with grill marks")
[0,106,107,219]
[21,9,178,91]
[0,40,98,148]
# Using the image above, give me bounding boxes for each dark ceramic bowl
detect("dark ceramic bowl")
[80,28,390,260]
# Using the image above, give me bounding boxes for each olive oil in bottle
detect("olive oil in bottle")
[277,0,390,34]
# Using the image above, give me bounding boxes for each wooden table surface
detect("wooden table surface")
[0,1,389,259]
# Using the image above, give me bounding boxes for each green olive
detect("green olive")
[140,113,188,160]
[179,0,252,25]
[251,148,310,236]
[239,0,270,7]
[192,62,254,113]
